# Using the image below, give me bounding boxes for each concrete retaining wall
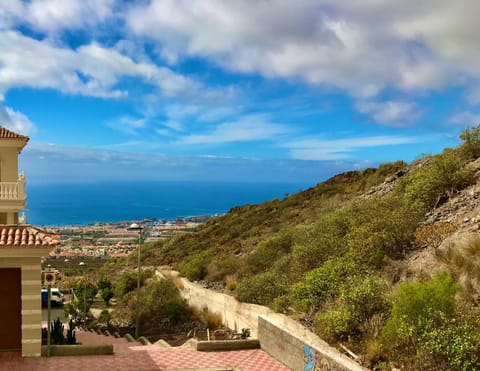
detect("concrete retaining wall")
[178,277,269,338]
[175,274,367,371]
[258,315,366,371]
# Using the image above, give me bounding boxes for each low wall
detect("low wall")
[188,339,260,352]
[41,344,113,356]
[178,277,270,338]
[258,316,366,371]
[174,273,367,371]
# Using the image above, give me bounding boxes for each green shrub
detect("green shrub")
[101,287,114,305]
[316,276,390,342]
[246,228,295,274]
[383,273,457,341]
[380,273,475,369]
[290,255,356,312]
[97,277,115,305]
[164,299,190,325]
[98,309,111,325]
[292,213,348,271]
[235,271,289,305]
[115,269,152,298]
[206,255,239,282]
[344,195,423,263]
[73,280,98,313]
[115,272,137,298]
[400,149,473,210]
[180,250,214,281]
[420,315,480,371]
[459,125,480,160]
[98,276,112,291]
[316,308,352,343]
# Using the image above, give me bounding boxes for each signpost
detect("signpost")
[44,269,55,357]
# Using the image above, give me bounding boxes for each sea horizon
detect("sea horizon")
[24,180,313,226]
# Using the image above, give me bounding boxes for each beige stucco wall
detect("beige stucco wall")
[0,141,27,223]
[0,250,47,357]
[169,272,366,371]
[0,145,21,182]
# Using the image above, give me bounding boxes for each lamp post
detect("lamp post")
[79,262,87,325]
[127,223,143,339]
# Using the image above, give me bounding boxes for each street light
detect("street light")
[79,262,87,325]
[127,223,143,339]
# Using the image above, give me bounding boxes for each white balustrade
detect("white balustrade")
[0,174,26,200]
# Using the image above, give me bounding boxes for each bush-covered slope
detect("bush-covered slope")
[144,160,407,270]
[108,126,480,370]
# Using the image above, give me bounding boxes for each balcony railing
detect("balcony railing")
[0,174,26,201]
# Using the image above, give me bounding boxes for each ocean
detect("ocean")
[24,181,311,226]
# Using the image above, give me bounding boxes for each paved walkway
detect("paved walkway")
[0,330,291,371]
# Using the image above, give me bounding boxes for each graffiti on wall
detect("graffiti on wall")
[303,345,345,371]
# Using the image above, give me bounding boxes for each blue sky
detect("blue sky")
[1,1,479,184]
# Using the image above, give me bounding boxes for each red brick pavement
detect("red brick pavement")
[0,330,291,371]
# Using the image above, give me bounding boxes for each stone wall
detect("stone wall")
[174,274,367,371]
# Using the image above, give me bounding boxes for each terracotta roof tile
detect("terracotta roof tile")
[0,225,60,247]
[0,125,29,141]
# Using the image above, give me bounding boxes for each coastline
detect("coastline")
[25,180,309,227]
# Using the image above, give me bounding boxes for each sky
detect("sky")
[1,0,479,184]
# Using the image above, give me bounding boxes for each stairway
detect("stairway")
[75,329,144,354]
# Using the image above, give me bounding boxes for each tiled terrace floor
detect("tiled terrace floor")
[0,330,291,371]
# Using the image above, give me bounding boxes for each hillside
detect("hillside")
[104,127,480,370]
[143,160,407,271]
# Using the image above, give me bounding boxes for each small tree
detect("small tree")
[73,280,98,314]
[98,277,114,305]
[459,125,480,159]
[101,287,114,306]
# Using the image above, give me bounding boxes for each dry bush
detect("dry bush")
[201,307,223,329]
[439,236,480,301]
[173,277,184,290]
[225,275,237,291]
[414,221,458,249]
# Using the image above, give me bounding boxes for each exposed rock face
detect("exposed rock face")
[405,159,480,280]
[424,183,480,231]
[362,169,409,198]
[360,157,480,282]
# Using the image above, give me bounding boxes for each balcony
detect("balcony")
[0,173,26,201]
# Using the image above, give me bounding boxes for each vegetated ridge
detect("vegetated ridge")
[107,127,480,370]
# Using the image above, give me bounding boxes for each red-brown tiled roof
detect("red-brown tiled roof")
[0,126,29,141]
[0,225,60,247]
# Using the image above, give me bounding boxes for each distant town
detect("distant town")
[44,215,213,260]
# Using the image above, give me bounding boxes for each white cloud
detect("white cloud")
[107,116,147,135]
[0,0,23,29]
[2,0,479,106]
[21,141,353,183]
[449,111,480,126]
[356,100,421,127]
[125,0,475,98]
[0,30,198,99]
[286,135,422,160]
[0,0,116,33]
[467,86,480,105]
[177,114,289,144]
[0,105,36,135]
